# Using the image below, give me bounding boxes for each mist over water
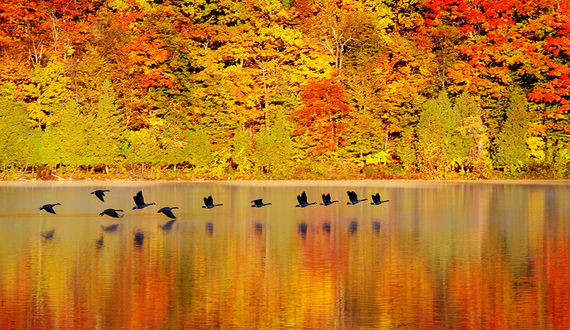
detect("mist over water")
[1,181,569,329]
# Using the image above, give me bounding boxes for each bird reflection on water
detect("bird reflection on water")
[160,220,176,230]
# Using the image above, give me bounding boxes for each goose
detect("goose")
[202,196,223,209]
[320,193,338,206]
[41,228,55,239]
[132,191,156,210]
[158,207,178,219]
[347,191,367,205]
[371,193,389,205]
[99,209,124,218]
[296,191,317,207]
[91,189,110,202]
[101,224,120,232]
[251,199,272,208]
[160,219,176,230]
[39,203,60,214]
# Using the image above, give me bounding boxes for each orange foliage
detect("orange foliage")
[292,78,352,156]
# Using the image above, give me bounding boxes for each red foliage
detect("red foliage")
[292,78,352,156]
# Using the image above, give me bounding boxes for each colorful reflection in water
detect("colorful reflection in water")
[0,181,569,329]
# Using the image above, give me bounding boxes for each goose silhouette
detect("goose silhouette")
[203,196,223,209]
[39,203,60,214]
[320,193,338,206]
[371,193,389,205]
[132,191,156,210]
[296,191,317,207]
[100,209,124,218]
[158,207,178,219]
[347,191,367,205]
[91,189,110,202]
[251,199,272,208]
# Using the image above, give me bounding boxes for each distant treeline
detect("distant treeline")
[1,0,570,180]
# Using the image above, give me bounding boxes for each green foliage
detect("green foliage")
[395,127,417,172]
[2,0,570,179]
[39,101,92,167]
[0,84,33,170]
[26,60,73,127]
[251,113,294,178]
[416,91,455,176]
[231,126,253,174]
[124,128,162,167]
[89,79,125,166]
[495,93,529,171]
[184,129,214,168]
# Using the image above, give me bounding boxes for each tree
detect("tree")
[417,92,450,175]
[251,113,294,177]
[495,93,529,172]
[88,79,124,171]
[454,92,492,176]
[306,0,367,78]
[39,100,92,168]
[292,78,351,157]
[0,84,33,171]
[231,126,253,175]
[183,128,213,168]
[26,60,73,128]
[417,91,469,176]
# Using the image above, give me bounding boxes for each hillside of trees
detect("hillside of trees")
[1,0,570,180]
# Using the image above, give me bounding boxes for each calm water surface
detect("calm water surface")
[1,180,570,329]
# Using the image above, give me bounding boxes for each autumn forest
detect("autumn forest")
[1,0,570,179]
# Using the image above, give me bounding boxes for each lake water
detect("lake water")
[1,180,570,329]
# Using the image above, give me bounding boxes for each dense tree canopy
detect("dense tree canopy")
[0,0,569,179]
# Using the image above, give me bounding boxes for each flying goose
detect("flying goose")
[132,191,156,210]
[296,191,317,207]
[158,206,178,219]
[203,196,223,209]
[320,193,338,206]
[347,191,367,205]
[91,189,110,202]
[39,203,60,214]
[251,199,272,208]
[100,209,124,218]
[371,193,389,205]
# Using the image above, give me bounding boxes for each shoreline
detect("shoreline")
[1,178,569,187]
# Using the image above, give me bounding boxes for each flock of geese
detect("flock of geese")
[38,189,389,243]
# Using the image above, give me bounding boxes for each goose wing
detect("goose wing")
[301,191,308,204]
[133,191,145,206]
[92,190,106,202]
[159,207,176,219]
